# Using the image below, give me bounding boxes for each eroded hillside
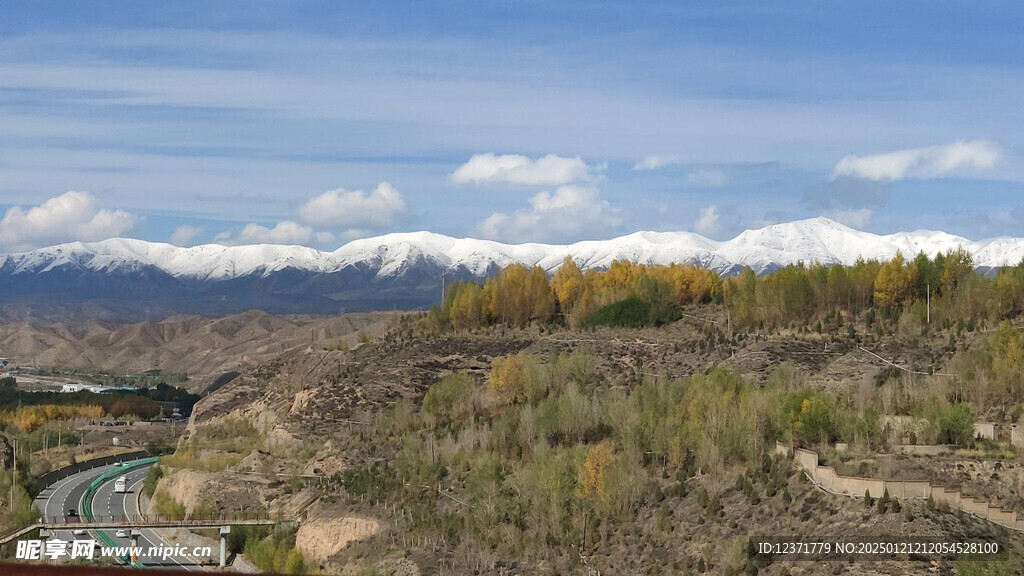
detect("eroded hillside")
[157,313,1024,575]
[0,310,398,391]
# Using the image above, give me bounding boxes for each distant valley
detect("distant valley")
[0,310,396,391]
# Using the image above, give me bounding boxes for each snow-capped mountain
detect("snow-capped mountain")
[1,218,1021,319]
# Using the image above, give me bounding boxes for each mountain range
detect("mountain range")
[1,217,1022,320]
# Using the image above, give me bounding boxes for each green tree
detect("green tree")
[422,373,475,427]
[941,247,974,293]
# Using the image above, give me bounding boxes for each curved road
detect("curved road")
[34,461,207,570]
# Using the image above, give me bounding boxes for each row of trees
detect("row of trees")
[950,321,1024,409]
[427,250,1024,333]
[713,249,1022,331]
[432,258,720,330]
[1,404,105,433]
[0,396,164,432]
[0,382,199,433]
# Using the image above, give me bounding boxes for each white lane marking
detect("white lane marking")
[41,466,112,546]
[97,469,151,567]
[121,468,198,571]
[40,463,202,571]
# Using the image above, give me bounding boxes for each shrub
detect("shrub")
[146,435,175,456]
[423,372,475,427]
[153,492,185,520]
[584,298,653,328]
[243,526,313,574]
[143,465,165,498]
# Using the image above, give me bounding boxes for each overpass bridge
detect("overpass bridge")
[1,511,284,543]
[1,513,290,567]
[5,452,301,569]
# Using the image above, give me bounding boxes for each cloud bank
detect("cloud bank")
[214,221,323,246]
[633,154,682,171]
[451,153,592,185]
[0,191,140,252]
[296,182,406,229]
[475,185,621,243]
[215,182,406,247]
[693,206,721,235]
[170,224,202,247]
[832,140,1001,181]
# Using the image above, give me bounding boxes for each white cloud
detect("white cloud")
[475,185,620,243]
[0,191,139,252]
[451,153,592,185]
[824,208,873,229]
[212,183,405,248]
[693,206,721,236]
[296,182,406,229]
[169,224,201,247]
[214,221,316,246]
[832,139,1002,181]
[684,168,728,188]
[633,154,682,171]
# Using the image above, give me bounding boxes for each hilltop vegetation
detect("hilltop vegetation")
[430,250,1024,335]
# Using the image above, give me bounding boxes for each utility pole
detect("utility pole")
[11,437,16,513]
[927,283,931,325]
[440,271,447,305]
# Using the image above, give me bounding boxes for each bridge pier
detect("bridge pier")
[219,526,230,568]
[130,530,143,566]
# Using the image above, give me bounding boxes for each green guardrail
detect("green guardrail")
[82,457,159,567]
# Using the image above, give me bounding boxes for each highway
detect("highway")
[34,461,207,570]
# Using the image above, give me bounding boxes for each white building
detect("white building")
[61,382,113,394]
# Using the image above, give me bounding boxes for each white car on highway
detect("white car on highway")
[115,529,128,538]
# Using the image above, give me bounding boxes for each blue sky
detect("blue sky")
[1,1,1022,251]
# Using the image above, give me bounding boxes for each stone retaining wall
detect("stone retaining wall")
[775,442,1022,532]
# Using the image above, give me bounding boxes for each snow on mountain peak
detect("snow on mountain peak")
[2,219,1022,282]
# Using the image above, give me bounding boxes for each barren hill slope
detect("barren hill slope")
[0,310,398,390]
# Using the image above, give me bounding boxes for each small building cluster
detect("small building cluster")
[60,382,135,394]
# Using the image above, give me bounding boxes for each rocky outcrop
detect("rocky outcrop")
[150,469,262,516]
[296,516,380,563]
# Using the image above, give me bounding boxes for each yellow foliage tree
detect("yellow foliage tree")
[579,442,615,507]
[528,266,556,323]
[496,263,531,325]
[18,410,45,433]
[450,282,484,330]
[490,352,528,404]
[874,252,915,308]
[551,256,583,312]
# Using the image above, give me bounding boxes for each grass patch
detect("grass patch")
[244,526,317,574]
[153,491,185,520]
[161,417,262,472]
[142,464,164,498]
